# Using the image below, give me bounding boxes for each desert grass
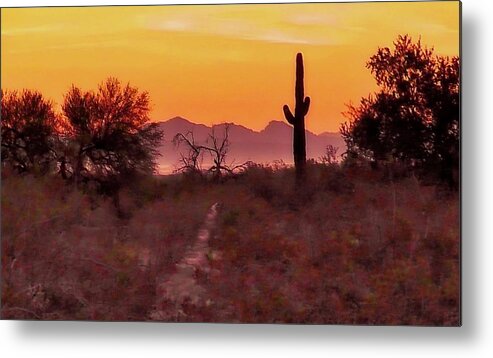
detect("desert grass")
[1,164,459,324]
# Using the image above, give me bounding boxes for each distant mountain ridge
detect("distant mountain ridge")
[155,116,345,174]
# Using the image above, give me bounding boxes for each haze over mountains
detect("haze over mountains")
[156,117,345,174]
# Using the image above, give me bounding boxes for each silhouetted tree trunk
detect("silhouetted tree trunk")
[283,53,310,185]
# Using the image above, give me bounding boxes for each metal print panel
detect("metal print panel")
[0,1,460,325]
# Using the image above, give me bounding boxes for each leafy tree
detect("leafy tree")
[1,89,57,174]
[341,35,459,186]
[60,78,163,188]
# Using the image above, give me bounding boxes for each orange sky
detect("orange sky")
[1,2,459,133]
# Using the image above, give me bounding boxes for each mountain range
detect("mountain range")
[155,116,345,174]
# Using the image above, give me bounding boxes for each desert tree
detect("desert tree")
[172,131,204,176]
[1,89,58,174]
[60,78,163,193]
[341,35,459,187]
[203,125,250,180]
[173,124,247,180]
[204,125,232,180]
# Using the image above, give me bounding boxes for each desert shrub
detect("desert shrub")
[237,161,354,211]
[237,163,292,206]
[202,171,459,325]
[309,162,355,194]
[2,163,459,324]
[1,173,213,320]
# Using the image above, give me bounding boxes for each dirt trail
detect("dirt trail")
[149,202,220,320]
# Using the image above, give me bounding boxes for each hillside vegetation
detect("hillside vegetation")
[1,162,459,324]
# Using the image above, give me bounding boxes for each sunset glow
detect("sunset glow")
[1,2,459,133]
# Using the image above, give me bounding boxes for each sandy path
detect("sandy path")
[149,202,220,320]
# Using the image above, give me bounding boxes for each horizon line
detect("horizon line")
[154,115,342,135]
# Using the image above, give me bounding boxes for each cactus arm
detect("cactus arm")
[303,96,311,115]
[283,105,295,125]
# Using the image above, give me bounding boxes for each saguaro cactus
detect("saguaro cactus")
[283,52,310,184]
